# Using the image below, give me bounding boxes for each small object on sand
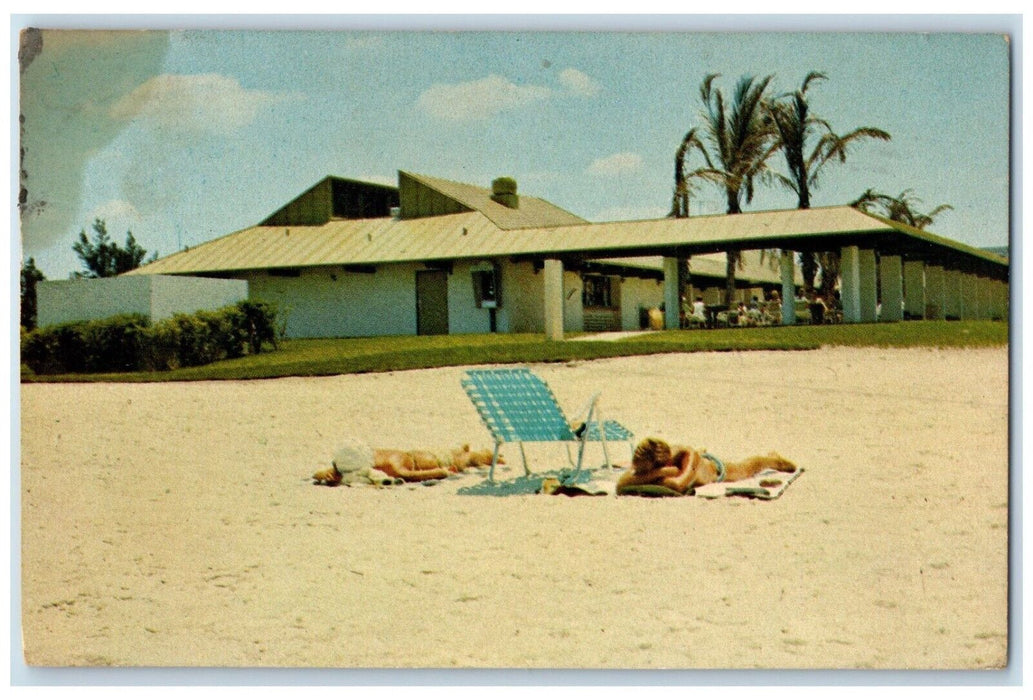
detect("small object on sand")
[312,465,342,487]
[759,479,783,488]
[540,477,612,497]
[539,477,562,495]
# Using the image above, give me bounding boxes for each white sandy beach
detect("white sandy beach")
[19,346,1009,669]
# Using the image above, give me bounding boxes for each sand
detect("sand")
[19,346,1009,669]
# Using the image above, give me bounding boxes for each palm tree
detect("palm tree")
[676,73,780,304]
[769,72,891,294]
[669,130,696,218]
[851,188,953,230]
[669,128,710,315]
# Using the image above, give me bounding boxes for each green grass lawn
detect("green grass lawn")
[21,320,1009,383]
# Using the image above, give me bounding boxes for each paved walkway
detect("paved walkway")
[571,330,659,342]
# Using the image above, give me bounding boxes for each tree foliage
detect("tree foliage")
[768,71,891,294]
[671,71,897,303]
[769,72,892,211]
[20,257,46,330]
[850,189,953,230]
[672,73,780,303]
[72,218,156,278]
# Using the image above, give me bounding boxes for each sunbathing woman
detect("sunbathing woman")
[374,446,497,482]
[617,437,797,495]
[313,441,499,486]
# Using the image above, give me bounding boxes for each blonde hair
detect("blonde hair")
[632,437,672,474]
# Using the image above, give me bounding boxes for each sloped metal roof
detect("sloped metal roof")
[401,171,588,230]
[128,212,493,275]
[600,252,799,285]
[128,203,1008,279]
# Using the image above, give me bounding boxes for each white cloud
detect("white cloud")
[87,199,142,227]
[416,74,551,121]
[109,73,284,133]
[586,152,644,176]
[558,67,601,97]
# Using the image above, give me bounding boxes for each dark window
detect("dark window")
[582,275,616,308]
[472,268,501,308]
[331,180,400,219]
[269,268,302,277]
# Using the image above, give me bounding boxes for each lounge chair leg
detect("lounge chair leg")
[519,442,530,476]
[568,438,588,484]
[489,442,502,482]
[597,413,612,468]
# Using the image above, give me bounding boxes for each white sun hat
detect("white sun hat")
[332,439,375,474]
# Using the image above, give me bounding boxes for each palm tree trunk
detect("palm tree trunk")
[818,251,840,301]
[725,251,740,305]
[725,194,742,304]
[801,252,819,293]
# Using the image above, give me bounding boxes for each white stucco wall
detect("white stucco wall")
[149,276,250,321]
[37,276,153,327]
[501,262,546,333]
[220,259,671,338]
[493,262,584,334]
[447,261,500,335]
[563,270,584,333]
[35,275,248,328]
[245,265,418,338]
[619,276,665,330]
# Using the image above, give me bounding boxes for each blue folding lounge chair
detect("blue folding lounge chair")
[462,368,634,483]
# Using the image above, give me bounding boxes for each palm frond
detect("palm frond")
[770,171,801,194]
[800,71,828,94]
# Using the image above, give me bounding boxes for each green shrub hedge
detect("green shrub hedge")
[21,301,279,375]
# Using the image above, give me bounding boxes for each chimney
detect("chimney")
[490,177,519,209]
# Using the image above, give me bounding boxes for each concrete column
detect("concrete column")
[879,255,903,322]
[903,260,925,319]
[943,269,962,320]
[987,281,1000,320]
[993,280,1009,320]
[662,256,681,330]
[925,266,945,320]
[953,270,967,320]
[543,258,564,341]
[780,250,796,325]
[858,249,878,322]
[978,277,993,320]
[962,276,975,320]
[841,246,861,323]
[978,276,991,319]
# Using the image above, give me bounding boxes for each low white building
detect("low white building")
[36,274,248,328]
[124,172,792,338]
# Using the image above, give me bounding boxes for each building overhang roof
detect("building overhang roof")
[128,205,1009,281]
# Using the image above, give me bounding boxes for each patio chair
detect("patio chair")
[462,368,634,483]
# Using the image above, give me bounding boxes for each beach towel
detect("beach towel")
[692,468,804,500]
[616,468,804,499]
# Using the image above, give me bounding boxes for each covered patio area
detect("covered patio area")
[525,206,1008,339]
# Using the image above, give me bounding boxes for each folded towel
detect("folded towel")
[615,483,684,498]
[693,468,804,500]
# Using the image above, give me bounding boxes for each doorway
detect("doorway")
[416,269,449,335]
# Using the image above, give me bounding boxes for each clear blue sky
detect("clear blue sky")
[18,19,1013,280]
